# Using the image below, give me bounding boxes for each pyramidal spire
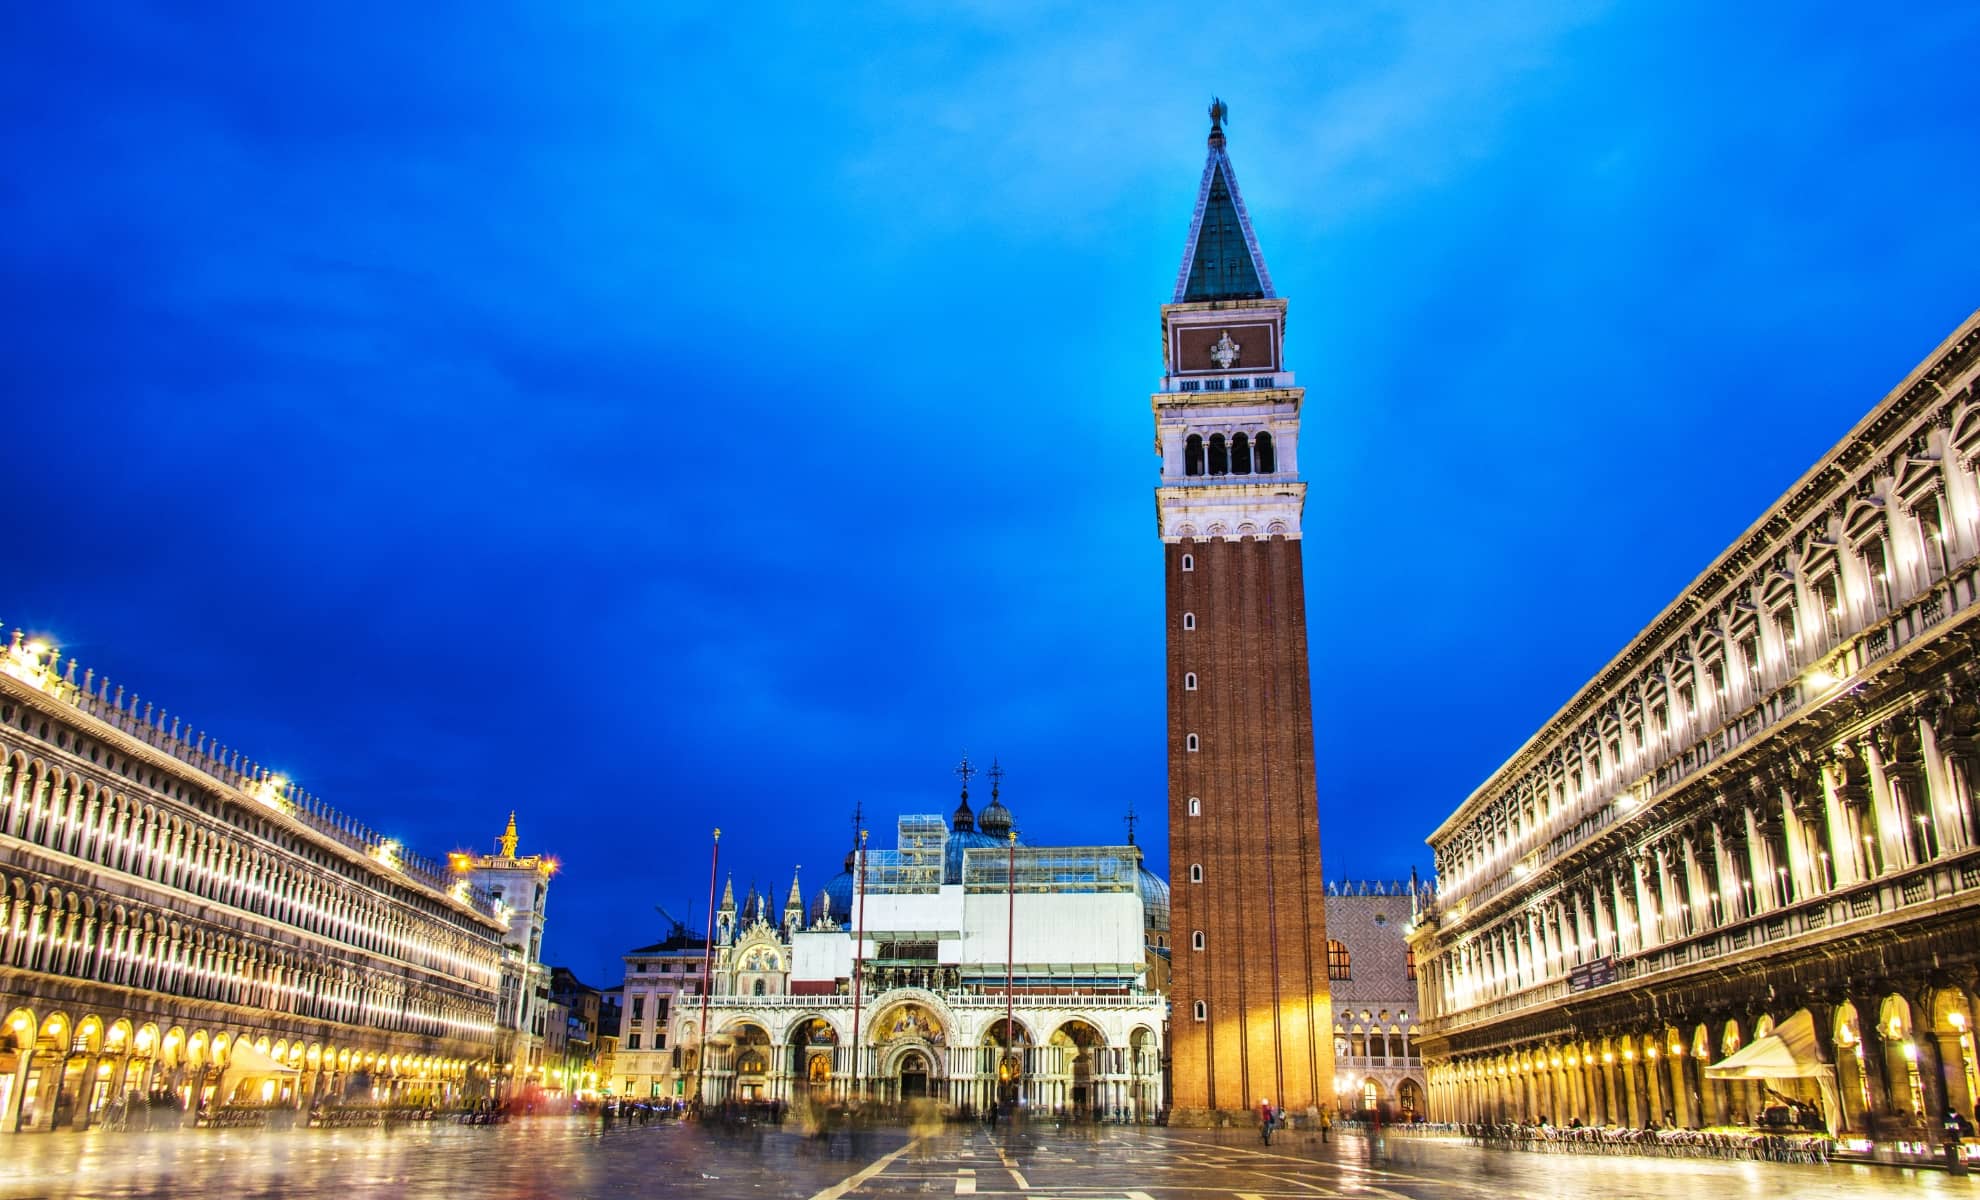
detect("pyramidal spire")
[1172,97,1275,304]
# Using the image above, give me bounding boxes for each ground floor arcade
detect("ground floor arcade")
[0,990,497,1132]
[677,988,1165,1119]
[1419,904,1980,1148]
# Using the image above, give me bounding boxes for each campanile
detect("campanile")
[1155,100,1333,1119]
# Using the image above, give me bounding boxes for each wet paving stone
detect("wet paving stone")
[0,1119,1967,1199]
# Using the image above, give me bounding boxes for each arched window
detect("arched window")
[1191,931,1205,951]
[752,979,765,996]
[1184,672,1197,691]
[1328,939,1351,980]
[1208,434,1228,475]
[1406,947,1417,981]
[1184,434,1204,477]
[1189,864,1202,883]
[1183,612,1195,631]
[1255,432,1275,473]
[1181,553,1194,572]
[1186,734,1199,752]
[1187,797,1201,816]
[1232,432,1251,474]
[1192,1000,1207,1022]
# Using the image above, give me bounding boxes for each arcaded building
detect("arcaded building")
[1411,312,1980,1145]
[1157,101,1335,1120]
[0,633,553,1130]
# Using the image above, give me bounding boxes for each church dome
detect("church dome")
[978,797,1013,838]
[943,824,1010,884]
[821,865,854,924]
[1135,863,1171,934]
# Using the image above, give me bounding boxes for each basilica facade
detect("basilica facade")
[1411,312,1980,1150]
[660,780,1169,1119]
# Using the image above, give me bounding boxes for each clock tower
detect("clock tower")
[1155,100,1334,1119]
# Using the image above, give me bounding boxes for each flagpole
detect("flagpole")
[695,828,720,1110]
[849,827,869,1103]
[1006,829,1018,1111]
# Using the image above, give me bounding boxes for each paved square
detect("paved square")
[0,1119,1964,1199]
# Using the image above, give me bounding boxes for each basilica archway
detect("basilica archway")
[718,1021,773,1102]
[982,1018,1032,1112]
[1051,1019,1106,1116]
[788,1017,838,1093]
[897,1050,932,1099]
[869,998,948,1105]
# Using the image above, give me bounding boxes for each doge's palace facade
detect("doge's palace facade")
[0,634,532,1131]
[1412,312,1980,1149]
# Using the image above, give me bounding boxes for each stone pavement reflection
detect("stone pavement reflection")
[0,1118,1968,1200]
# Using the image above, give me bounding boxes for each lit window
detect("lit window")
[1193,1001,1207,1022]
[1189,864,1202,883]
[1185,672,1198,691]
[1182,554,1194,572]
[1328,939,1351,981]
[1186,734,1199,752]
[1183,612,1196,631]
[1192,931,1205,951]
[1187,797,1201,816]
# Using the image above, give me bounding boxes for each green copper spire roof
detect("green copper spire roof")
[1173,99,1275,304]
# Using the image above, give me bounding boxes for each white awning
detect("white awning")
[1705,1009,1828,1080]
[1705,1009,1841,1133]
[223,1040,299,1076]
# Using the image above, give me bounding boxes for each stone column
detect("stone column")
[22,1058,62,1131]
[1937,1033,1974,1121]
[2,1049,33,1131]
[1710,822,1743,922]
[1882,723,1938,863]
[1777,781,1814,901]
[1916,1027,1951,1131]
[1680,1048,1705,1128]
[1576,895,1591,970]
[1862,739,1914,871]
[1856,1001,1897,1136]
[71,1054,101,1130]
[1828,750,1875,882]
[1929,694,1980,850]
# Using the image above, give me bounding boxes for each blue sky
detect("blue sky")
[2,3,1977,984]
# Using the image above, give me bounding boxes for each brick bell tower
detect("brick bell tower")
[1155,99,1333,1119]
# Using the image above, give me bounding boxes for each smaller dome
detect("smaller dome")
[953,793,976,833]
[821,869,854,924]
[943,825,1008,884]
[979,798,1013,837]
[1136,864,1171,934]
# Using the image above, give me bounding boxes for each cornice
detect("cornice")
[0,672,500,930]
[1432,309,1980,844]
[1151,386,1304,415]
